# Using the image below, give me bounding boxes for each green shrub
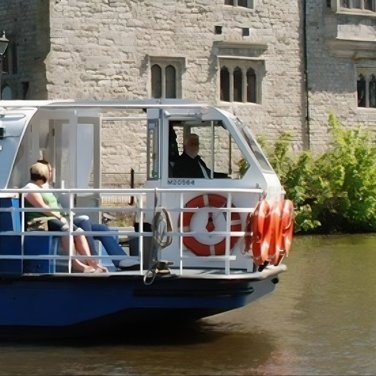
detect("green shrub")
[263,114,376,234]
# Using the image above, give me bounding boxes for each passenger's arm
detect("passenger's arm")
[24,191,65,220]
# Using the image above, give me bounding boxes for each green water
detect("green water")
[0,234,375,375]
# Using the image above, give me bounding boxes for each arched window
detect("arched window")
[224,0,254,8]
[340,0,375,11]
[150,60,182,98]
[220,66,230,101]
[246,68,256,103]
[151,64,162,98]
[357,74,366,107]
[219,60,262,104]
[233,67,243,102]
[165,65,176,98]
[369,74,376,108]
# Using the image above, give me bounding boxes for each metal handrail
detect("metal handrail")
[0,186,261,275]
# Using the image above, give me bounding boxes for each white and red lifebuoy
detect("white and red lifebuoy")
[245,198,294,266]
[180,194,241,256]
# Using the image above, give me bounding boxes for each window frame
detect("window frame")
[224,0,255,9]
[149,57,185,99]
[219,58,263,104]
[356,65,376,109]
[330,0,376,14]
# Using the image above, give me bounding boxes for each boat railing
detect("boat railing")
[0,186,264,275]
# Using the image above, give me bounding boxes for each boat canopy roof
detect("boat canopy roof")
[0,99,279,197]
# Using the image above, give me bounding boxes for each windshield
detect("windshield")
[235,118,273,172]
[168,120,245,180]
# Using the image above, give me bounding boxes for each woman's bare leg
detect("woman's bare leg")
[74,232,108,272]
[60,235,95,272]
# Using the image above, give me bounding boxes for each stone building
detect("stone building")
[0,0,375,184]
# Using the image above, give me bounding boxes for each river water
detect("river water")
[0,234,375,375]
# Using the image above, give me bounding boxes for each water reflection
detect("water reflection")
[202,234,376,375]
[0,234,375,375]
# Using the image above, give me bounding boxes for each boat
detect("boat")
[0,99,294,339]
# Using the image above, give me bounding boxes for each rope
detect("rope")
[143,190,172,285]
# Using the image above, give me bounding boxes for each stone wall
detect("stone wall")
[44,0,304,178]
[306,0,376,153]
[1,0,374,181]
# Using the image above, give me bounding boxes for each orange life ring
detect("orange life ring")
[270,199,295,265]
[245,199,272,266]
[279,199,294,257]
[267,199,283,265]
[245,198,294,266]
[180,194,241,256]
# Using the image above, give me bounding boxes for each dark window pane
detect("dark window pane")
[220,66,230,101]
[364,0,373,10]
[165,65,176,98]
[357,74,366,107]
[352,0,362,9]
[238,0,248,7]
[151,64,162,98]
[246,68,256,103]
[340,0,350,7]
[224,0,234,5]
[369,74,376,108]
[233,67,243,102]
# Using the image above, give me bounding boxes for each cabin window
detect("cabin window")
[224,0,254,9]
[150,58,184,99]
[219,59,263,104]
[357,68,376,108]
[168,120,246,180]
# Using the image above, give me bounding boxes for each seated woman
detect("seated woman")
[37,159,130,269]
[23,162,107,273]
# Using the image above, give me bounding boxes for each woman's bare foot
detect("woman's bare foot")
[82,265,96,273]
[95,264,108,273]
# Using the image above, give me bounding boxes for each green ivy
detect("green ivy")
[262,114,376,234]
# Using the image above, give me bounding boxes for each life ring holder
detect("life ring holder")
[180,193,241,256]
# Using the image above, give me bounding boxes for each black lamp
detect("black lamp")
[0,31,9,56]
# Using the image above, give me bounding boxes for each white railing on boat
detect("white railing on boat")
[0,187,264,276]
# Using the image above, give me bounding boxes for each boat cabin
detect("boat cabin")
[0,100,286,274]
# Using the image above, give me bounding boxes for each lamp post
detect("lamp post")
[0,31,9,100]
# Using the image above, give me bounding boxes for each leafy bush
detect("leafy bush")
[263,114,376,234]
